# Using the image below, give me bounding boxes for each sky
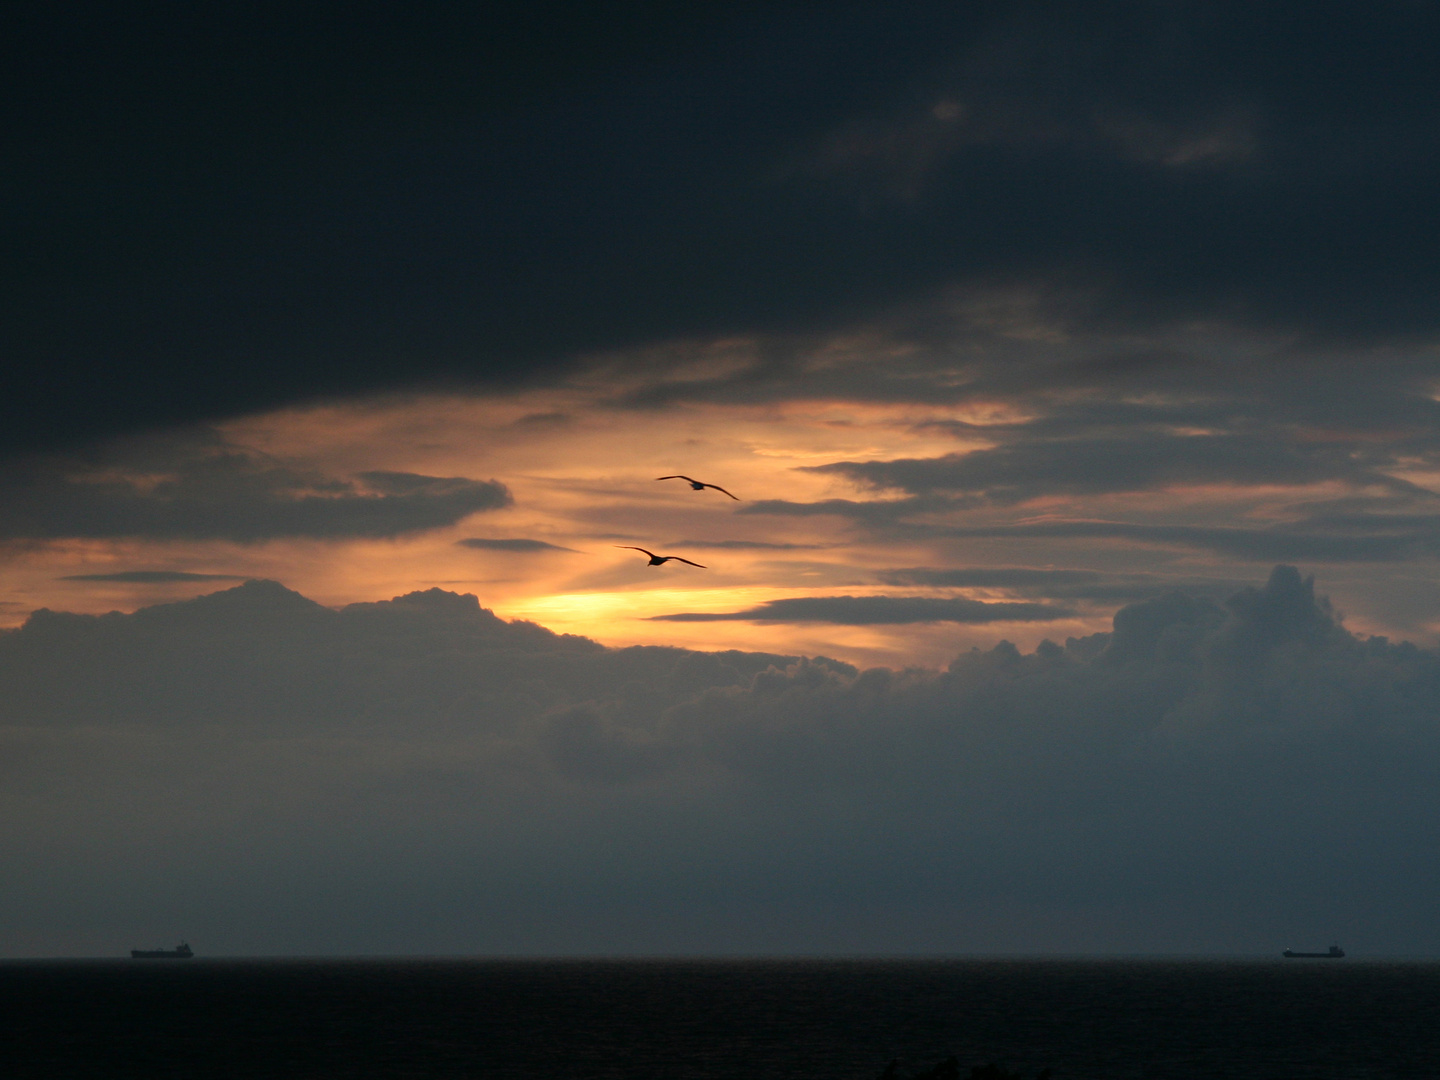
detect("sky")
[4,1,1440,957]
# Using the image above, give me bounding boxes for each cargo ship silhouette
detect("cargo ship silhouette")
[1282,945,1344,958]
[131,942,193,959]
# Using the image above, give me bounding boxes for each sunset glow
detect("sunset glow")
[9,315,1440,669]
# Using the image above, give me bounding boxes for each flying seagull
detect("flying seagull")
[615,546,707,568]
[656,475,740,500]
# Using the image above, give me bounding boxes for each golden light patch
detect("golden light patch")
[8,358,1438,658]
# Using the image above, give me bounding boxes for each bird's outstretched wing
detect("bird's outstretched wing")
[669,557,707,568]
[615,545,657,558]
[656,475,740,499]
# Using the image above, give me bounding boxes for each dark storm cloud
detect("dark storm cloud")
[649,595,1071,625]
[0,434,510,542]
[8,3,1440,453]
[59,571,246,583]
[457,538,576,553]
[5,568,1440,955]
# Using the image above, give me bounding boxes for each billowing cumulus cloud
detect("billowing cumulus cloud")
[3,567,1439,956]
[0,433,511,542]
[650,595,1071,625]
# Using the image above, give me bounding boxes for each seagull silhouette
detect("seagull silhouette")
[615,546,707,568]
[656,475,740,500]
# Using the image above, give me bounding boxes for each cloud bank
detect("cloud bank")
[3,567,1439,956]
[0,433,511,542]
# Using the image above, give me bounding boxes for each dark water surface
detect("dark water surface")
[2,958,1437,1079]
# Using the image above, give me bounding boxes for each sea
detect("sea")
[2,958,1437,1079]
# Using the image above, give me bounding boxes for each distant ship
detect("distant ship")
[1282,945,1344,958]
[131,942,193,959]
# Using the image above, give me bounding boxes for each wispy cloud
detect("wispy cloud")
[809,433,1421,504]
[457,538,577,553]
[941,521,1438,563]
[0,432,511,542]
[878,567,1238,603]
[650,594,1071,625]
[58,570,247,583]
[739,497,948,523]
[669,540,825,551]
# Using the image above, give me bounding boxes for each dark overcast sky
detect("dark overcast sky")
[7,0,1440,453]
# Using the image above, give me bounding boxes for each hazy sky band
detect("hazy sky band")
[6,568,1440,955]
